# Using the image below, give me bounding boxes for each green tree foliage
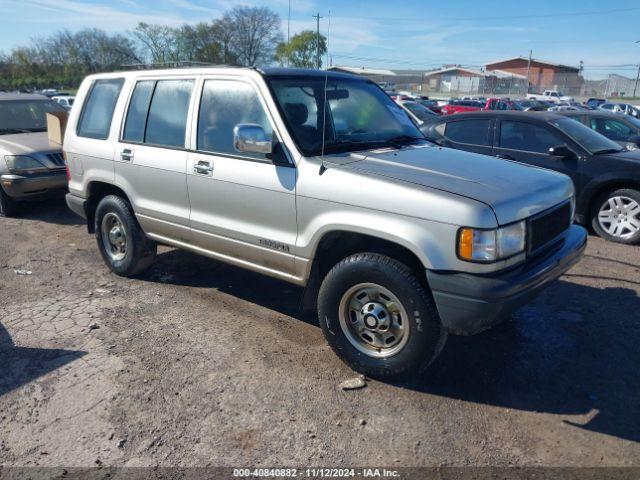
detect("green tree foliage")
[275,30,327,69]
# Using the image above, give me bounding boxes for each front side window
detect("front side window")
[197,80,274,160]
[499,120,564,154]
[445,119,492,146]
[77,78,124,139]
[268,76,423,156]
[0,100,65,134]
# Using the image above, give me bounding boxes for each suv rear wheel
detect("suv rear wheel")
[318,253,446,378]
[592,188,640,245]
[95,195,157,276]
[0,187,17,217]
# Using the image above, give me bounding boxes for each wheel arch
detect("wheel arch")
[85,181,131,233]
[580,178,640,223]
[300,229,431,311]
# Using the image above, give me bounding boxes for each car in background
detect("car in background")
[441,100,486,115]
[586,98,606,109]
[415,98,442,114]
[394,99,438,126]
[548,105,581,112]
[559,110,640,151]
[513,99,547,111]
[527,90,574,103]
[422,111,640,244]
[0,93,68,217]
[40,89,59,98]
[599,102,640,117]
[52,95,75,110]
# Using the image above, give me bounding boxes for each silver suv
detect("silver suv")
[64,68,587,378]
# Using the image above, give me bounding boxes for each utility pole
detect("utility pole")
[313,12,323,69]
[286,0,291,67]
[634,41,640,98]
[525,49,532,94]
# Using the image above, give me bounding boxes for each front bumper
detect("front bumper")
[427,225,588,335]
[1,171,67,200]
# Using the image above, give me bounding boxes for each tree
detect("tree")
[275,30,327,68]
[225,6,283,66]
[132,22,179,64]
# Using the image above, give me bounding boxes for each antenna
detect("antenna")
[319,10,331,174]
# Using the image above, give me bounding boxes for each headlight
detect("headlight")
[458,221,526,263]
[4,155,48,173]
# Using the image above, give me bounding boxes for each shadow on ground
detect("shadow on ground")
[14,197,83,226]
[144,249,639,443]
[0,323,86,397]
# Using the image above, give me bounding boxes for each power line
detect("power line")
[349,6,640,23]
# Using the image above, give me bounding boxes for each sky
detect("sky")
[1,0,639,80]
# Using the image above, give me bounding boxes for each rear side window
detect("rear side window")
[122,79,194,148]
[77,78,124,139]
[499,120,564,154]
[445,119,492,146]
[123,80,155,143]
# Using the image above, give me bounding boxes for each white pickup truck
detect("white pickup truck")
[527,90,574,103]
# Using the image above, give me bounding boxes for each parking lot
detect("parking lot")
[0,199,638,467]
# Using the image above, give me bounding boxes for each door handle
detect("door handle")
[121,149,134,162]
[495,154,514,160]
[193,160,213,175]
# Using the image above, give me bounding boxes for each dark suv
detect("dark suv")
[423,111,640,244]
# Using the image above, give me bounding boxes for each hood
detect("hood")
[326,143,573,225]
[0,132,61,156]
[604,148,640,163]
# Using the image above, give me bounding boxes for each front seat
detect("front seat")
[284,103,321,149]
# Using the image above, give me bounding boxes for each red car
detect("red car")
[442,98,513,115]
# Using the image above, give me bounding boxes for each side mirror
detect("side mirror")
[548,144,576,159]
[628,135,640,147]
[233,124,272,155]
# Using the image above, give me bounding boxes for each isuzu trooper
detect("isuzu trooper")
[64,68,587,378]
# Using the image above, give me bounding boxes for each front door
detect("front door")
[493,118,583,191]
[186,77,298,279]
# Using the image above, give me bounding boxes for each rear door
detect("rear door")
[493,118,583,190]
[441,117,494,155]
[115,76,196,243]
[186,76,298,279]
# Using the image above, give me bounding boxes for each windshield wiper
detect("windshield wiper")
[0,128,32,135]
[385,135,424,148]
[322,139,388,153]
[592,148,623,154]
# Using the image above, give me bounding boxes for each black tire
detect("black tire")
[318,253,446,379]
[0,187,17,217]
[94,195,157,276]
[591,188,640,245]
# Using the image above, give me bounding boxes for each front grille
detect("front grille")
[46,152,65,166]
[528,202,572,253]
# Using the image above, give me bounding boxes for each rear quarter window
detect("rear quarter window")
[77,78,124,139]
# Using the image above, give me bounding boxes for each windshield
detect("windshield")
[268,76,423,156]
[0,99,66,134]
[551,117,624,154]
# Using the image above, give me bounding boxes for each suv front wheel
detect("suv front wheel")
[318,253,446,378]
[591,188,640,245]
[95,195,157,276]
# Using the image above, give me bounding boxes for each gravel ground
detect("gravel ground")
[0,199,639,468]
